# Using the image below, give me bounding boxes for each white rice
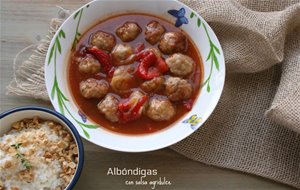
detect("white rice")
[0,120,76,190]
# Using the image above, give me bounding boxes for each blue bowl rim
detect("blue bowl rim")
[0,106,84,190]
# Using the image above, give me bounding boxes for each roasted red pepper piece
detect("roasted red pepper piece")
[118,99,132,112]
[107,67,116,78]
[118,96,148,123]
[136,50,151,61]
[131,96,148,116]
[183,98,195,111]
[86,47,113,74]
[136,49,169,80]
[136,52,161,80]
[156,56,169,73]
[134,43,145,54]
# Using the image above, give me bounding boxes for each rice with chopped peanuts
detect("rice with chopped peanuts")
[0,117,78,190]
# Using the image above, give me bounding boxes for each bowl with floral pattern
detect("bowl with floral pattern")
[45,0,225,152]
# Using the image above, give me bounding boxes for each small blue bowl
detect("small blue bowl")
[0,106,84,190]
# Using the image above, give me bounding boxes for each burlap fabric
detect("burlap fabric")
[6,0,300,188]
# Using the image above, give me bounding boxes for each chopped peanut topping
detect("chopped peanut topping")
[0,118,78,189]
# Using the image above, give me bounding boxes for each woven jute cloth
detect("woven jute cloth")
[6,0,300,188]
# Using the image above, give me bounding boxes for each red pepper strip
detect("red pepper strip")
[134,43,145,54]
[136,52,161,80]
[136,50,151,61]
[136,49,169,78]
[155,56,169,73]
[131,96,148,116]
[118,100,135,122]
[183,98,195,111]
[118,96,148,123]
[86,47,113,74]
[107,67,116,78]
[118,100,132,112]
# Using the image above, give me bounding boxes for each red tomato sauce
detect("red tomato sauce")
[68,13,203,135]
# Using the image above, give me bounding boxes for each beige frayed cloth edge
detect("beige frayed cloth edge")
[6,18,64,101]
[6,6,70,101]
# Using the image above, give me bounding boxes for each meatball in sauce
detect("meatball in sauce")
[111,44,135,66]
[146,97,176,121]
[165,77,193,101]
[116,22,142,42]
[111,66,136,94]
[90,31,116,52]
[79,78,109,99]
[158,32,187,54]
[166,53,194,77]
[69,13,203,135]
[78,55,101,74]
[97,94,119,123]
[145,21,166,45]
[141,76,165,93]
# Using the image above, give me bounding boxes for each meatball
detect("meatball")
[79,78,109,99]
[90,31,116,52]
[165,77,193,101]
[97,94,119,122]
[141,76,165,93]
[116,22,142,42]
[158,32,187,55]
[111,66,135,94]
[166,53,194,76]
[78,55,101,74]
[146,98,176,121]
[111,44,135,66]
[145,21,166,45]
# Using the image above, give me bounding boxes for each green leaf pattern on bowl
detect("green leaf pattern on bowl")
[190,12,221,93]
[48,6,97,139]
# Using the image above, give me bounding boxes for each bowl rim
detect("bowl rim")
[44,0,226,152]
[0,106,84,190]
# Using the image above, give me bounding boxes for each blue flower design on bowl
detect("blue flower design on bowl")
[168,8,189,27]
[183,114,202,130]
[78,110,87,123]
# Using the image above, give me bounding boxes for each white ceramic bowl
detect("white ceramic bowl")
[45,0,225,152]
[0,106,84,190]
